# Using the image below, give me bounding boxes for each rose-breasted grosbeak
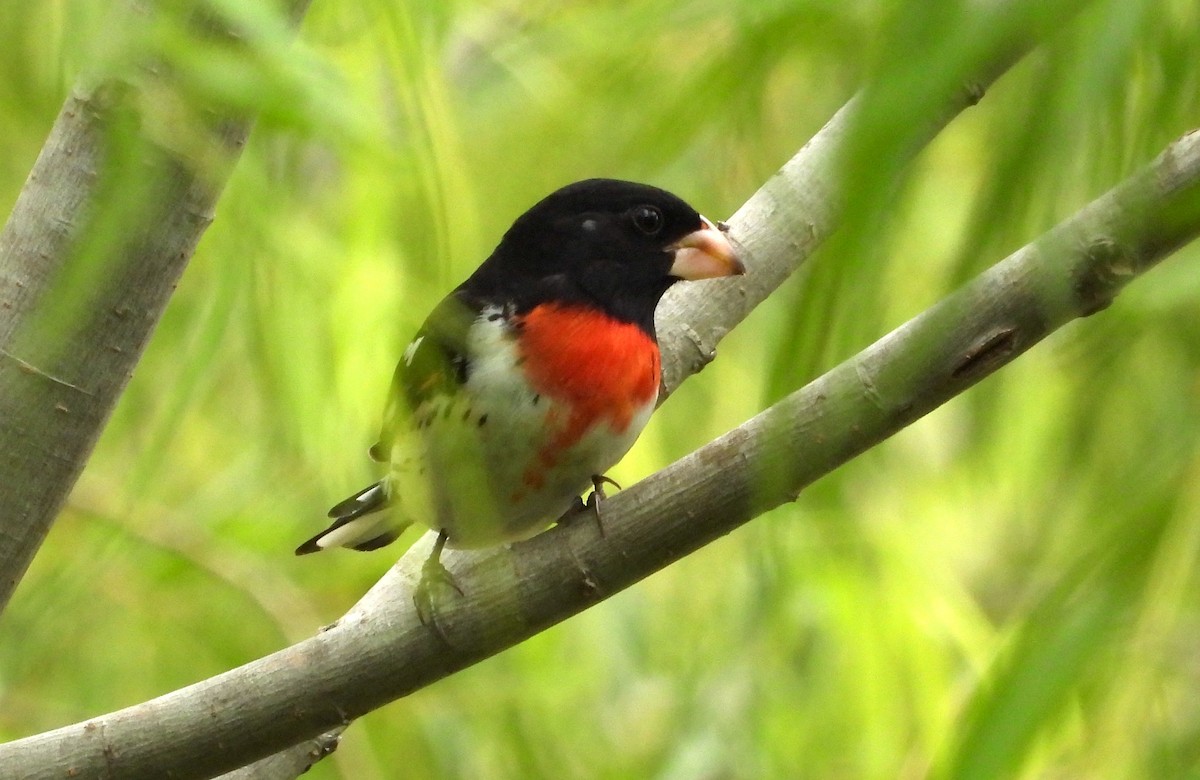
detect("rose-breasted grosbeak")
[296,179,742,597]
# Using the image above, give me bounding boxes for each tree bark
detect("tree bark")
[3,121,1196,780]
[0,0,313,615]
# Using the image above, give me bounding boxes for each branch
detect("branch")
[213,731,342,780]
[0,0,313,614]
[3,113,1196,780]
[655,0,1075,394]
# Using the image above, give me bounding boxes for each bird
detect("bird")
[296,178,743,614]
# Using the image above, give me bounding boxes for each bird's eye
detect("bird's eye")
[631,205,663,235]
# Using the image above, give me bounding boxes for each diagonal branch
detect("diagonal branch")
[3,114,1196,780]
[655,0,1083,396]
[0,0,313,615]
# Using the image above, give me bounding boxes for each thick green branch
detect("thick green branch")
[3,122,1195,780]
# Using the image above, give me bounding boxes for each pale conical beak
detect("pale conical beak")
[667,216,745,280]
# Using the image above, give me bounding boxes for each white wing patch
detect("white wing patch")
[402,335,424,367]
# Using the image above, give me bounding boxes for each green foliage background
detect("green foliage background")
[2,0,1199,777]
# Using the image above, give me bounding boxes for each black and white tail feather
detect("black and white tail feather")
[294,482,404,554]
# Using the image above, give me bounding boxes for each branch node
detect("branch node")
[951,327,1019,380]
[855,360,886,411]
[311,733,340,759]
[568,544,607,600]
[1073,236,1136,316]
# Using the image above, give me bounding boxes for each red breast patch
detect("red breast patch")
[515,303,660,480]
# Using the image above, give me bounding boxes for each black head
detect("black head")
[458,178,742,335]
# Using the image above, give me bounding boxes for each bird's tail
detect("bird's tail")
[295,481,408,554]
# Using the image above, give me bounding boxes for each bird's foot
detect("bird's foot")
[556,475,621,537]
[588,474,620,504]
[413,530,462,645]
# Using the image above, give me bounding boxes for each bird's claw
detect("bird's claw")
[556,474,620,537]
[589,474,620,503]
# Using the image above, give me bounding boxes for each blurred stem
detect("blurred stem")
[2,118,1196,780]
[0,0,312,615]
